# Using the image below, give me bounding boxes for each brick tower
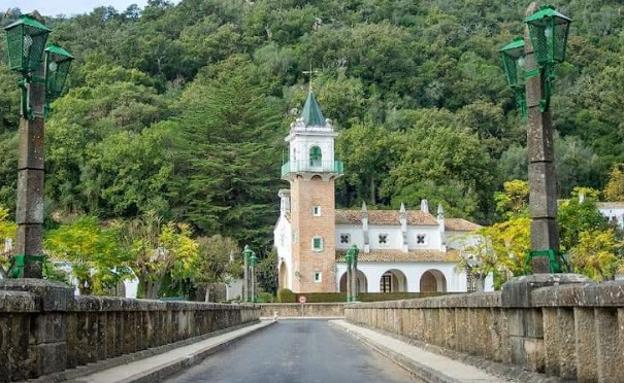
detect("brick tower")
[281,91,343,293]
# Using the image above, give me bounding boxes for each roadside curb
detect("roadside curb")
[260,316,344,320]
[330,320,526,383]
[63,320,276,383]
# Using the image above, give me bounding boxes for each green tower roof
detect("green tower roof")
[301,91,325,126]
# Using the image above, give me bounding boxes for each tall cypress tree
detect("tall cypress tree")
[172,57,284,251]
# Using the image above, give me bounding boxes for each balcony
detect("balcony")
[281,160,344,177]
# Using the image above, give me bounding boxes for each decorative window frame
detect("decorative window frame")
[312,206,322,216]
[314,272,322,283]
[339,233,351,244]
[312,236,324,252]
[416,233,427,246]
[378,233,389,247]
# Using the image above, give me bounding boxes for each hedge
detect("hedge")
[275,292,450,303]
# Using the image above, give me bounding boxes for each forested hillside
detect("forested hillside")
[1,0,623,251]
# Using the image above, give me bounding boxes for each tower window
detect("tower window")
[310,146,322,167]
[416,234,426,245]
[312,236,324,252]
[340,233,351,244]
[312,206,321,216]
[378,234,388,245]
[314,272,322,283]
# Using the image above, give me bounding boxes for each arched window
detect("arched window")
[310,146,322,167]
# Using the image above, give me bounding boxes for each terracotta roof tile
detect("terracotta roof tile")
[597,202,624,209]
[335,209,438,226]
[444,218,481,232]
[336,249,460,263]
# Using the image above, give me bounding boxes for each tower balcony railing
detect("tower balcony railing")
[281,160,344,177]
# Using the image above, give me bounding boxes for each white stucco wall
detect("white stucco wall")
[598,206,624,229]
[335,262,469,293]
[274,215,293,290]
[335,224,364,250]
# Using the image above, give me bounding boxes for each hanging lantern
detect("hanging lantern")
[44,44,74,101]
[525,5,571,66]
[4,15,51,75]
[499,37,526,89]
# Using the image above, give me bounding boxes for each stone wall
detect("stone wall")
[345,279,624,383]
[0,279,259,382]
[259,303,344,318]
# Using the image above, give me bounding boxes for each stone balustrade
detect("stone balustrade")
[0,279,259,382]
[345,278,624,383]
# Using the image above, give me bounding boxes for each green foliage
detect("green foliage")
[0,0,623,273]
[558,194,608,252]
[193,235,240,301]
[603,165,624,202]
[257,250,278,294]
[256,292,274,303]
[44,216,132,295]
[277,288,296,303]
[494,180,528,218]
[569,229,621,281]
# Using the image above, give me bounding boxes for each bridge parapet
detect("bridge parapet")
[345,280,624,382]
[0,279,259,382]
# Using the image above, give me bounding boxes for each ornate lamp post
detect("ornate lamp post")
[249,250,258,303]
[3,14,74,278]
[499,3,571,274]
[242,245,257,303]
[345,244,359,302]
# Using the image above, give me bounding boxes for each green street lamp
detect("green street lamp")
[45,44,74,102]
[525,5,571,66]
[3,13,74,279]
[499,3,571,274]
[4,15,51,75]
[499,37,527,118]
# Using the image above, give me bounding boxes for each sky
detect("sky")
[3,0,179,17]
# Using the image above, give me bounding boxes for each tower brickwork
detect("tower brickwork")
[281,91,342,293]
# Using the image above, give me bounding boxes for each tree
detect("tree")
[570,229,621,281]
[603,165,624,202]
[192,235,241,302]
[121,212,198,299]
[172,56,283,249]
[558,190,608,252]
[0,205,16,278]
[44,216,132,295]
[494,179,528,218]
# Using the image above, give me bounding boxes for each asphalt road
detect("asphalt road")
[165,320,415,383]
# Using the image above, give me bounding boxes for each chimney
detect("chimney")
[437,203,446,251]
[362,201,370,253]
[420,199,429,214]
[399,203,408,253]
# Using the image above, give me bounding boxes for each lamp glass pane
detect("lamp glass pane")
[5,24,24,71]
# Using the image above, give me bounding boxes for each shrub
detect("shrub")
[257,292,274,303]
[277,288,296,303]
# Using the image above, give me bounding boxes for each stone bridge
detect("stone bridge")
[1,277,623,382]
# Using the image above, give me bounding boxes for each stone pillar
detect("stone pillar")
[0,279,73,377]
[15,62,46,278]
[524,1,559,272]
[501,274,591,372]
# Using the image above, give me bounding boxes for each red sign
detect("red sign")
[298,295,307,304]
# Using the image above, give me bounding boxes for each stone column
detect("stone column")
[524,1,559,272]
[0,279,73,377]
[15,62,46,278]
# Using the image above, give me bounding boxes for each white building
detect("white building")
[274,91,492,294]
